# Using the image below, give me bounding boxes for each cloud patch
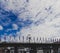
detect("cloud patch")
[0,25,3,30]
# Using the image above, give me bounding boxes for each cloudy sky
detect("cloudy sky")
[0,0,60,41]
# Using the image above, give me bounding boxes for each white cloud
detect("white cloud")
[0,25,3,30]
[12,24,18,30]
[17,0,60,39]
[20,24,57,38]
[1,0,27,12]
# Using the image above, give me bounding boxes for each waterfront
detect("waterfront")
[0,42,60,53]
[0,47,60,53]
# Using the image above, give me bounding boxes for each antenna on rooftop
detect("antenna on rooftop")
[27,34,31,43]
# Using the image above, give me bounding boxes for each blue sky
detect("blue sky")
[0,4,33,36]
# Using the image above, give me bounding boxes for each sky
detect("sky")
[0,0,60,42]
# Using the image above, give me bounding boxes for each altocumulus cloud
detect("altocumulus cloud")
[0,25,3,30]
[18,0,60,38]
[12,24,18,30]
